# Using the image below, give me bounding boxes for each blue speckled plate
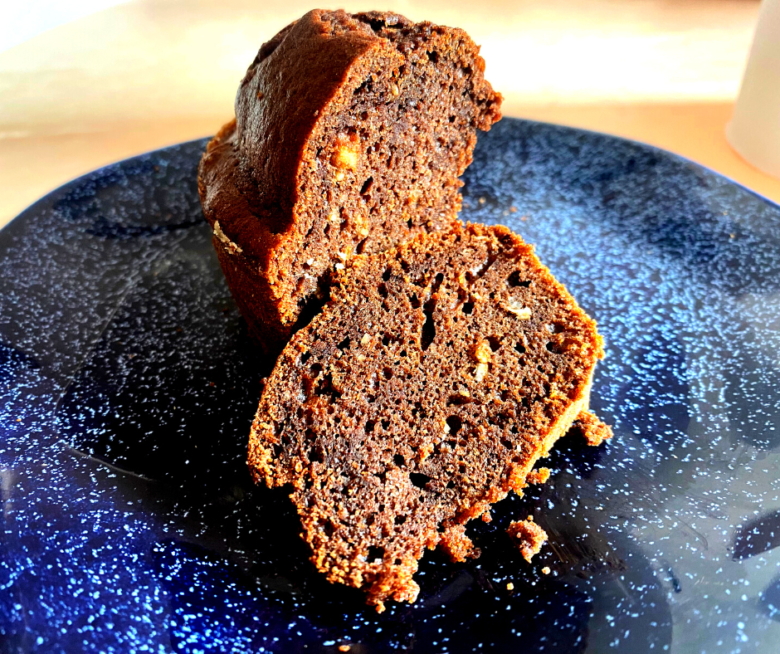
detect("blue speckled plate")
[2,118,780,654]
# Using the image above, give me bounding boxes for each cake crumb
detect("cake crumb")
[570,410,613,446]
[541,566,551,575]
[338,646,351,652]
[526,467,551,485]
[506,582,514,590]
[508,519,548,563]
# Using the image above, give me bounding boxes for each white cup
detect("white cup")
[727,0,780,180]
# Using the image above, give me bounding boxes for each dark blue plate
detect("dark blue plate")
[2,118,780,653]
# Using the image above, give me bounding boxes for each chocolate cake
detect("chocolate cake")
[248,223,609,610]
[198,9,502,357]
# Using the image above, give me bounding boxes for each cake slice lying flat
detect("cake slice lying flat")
[248,223,608,610]
[198,9,502,358]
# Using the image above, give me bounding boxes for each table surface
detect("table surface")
[2,0,780,229]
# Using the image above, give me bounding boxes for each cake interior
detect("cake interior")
[250,226,602,610]
[277,11,500,323]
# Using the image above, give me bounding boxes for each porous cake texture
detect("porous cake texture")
[198,9,502,357]
[249,224,608,610]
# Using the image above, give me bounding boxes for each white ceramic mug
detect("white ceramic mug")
[727,0,780,180]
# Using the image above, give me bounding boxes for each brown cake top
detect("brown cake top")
[199,9,502,337]
[248,223,604,610]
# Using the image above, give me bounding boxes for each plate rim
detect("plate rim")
[3,117,779,239]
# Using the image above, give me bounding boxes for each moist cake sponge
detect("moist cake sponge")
[248,223,608,610]
[198,9,502,357]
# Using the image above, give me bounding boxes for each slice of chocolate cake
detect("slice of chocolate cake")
[248,223,609,611]
[198,9,502,358]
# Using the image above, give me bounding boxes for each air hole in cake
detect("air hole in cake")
[310,362,323,376]
[360,176,374,195]
[409,292,421,309]
[447,394,472,406]
[383,367,394,380]
[507,270,531,288]
[410,473,431,489]
[367,545,385,562]
[446,415,462,436]
[421,299,437,350]
[395,515,407,525]
[300,351,312,365]
[316,373,341,399]
[337,336,351,350]
[501,439,513,449]
[514,342,527,355]
[382,268,392,282]
[382,333,393,346]
[378,283,388,298]
[365,420,375,433]
[487,336,502,351]
[381,419,390,430]
[394,454,405,467]
[462,301,474,314]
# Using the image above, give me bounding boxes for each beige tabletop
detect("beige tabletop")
[2,0,780,229]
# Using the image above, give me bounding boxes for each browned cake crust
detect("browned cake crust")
[198,9,502,357]
[248,223,607,611]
